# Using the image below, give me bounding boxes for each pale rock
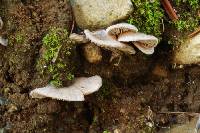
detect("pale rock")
[173,33,200,64]
[70,0,133,29]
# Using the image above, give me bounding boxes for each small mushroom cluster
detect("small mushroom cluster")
[0,17,8,47]
[70,23,158,64]
[30,75,102,101]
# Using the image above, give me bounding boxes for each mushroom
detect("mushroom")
[30,84,85,101]
[84,29,136,65]
[84,29,135,55]
[0,36,8,46]
[69,33,89,44]
[118,32,158,54]
[106,23,138,38]
[30,75,102,101]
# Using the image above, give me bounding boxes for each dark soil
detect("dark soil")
[0,0,200,133]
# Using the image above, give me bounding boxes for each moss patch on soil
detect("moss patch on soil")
[37,27,76,87]
[128,0,164,39]
[171,0,200,32]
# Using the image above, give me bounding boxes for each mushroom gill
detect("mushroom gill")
[106,23,138,38]
[84,29,136,54]
[118,32,158,54]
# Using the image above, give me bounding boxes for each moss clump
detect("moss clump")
[37,27,76,87]
[128,0,164,39]
[15,34,25,44]
[174,0,199,10]
[8,31,27,46]
[171,0,200,32]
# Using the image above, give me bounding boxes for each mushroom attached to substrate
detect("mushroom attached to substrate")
[84,29,136,65]
[69,33,89,44]
[84,29,136,54]
[0,36,8,46]
[30,75,102,101]
[118,32,158,54]
[106,23,138,38]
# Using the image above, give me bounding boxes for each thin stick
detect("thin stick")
[161,0,178,21]
[188,27,200,38]
[158,111,200,116]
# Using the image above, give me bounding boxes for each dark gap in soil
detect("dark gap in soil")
[5,71,14,83]
[84,102,94,126]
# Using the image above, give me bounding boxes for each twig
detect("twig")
[188,26,200,38]
[158,111,200,116]
[161,0,178,21]
[69,1,75,34]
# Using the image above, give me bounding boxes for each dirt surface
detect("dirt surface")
[0,0,200,133]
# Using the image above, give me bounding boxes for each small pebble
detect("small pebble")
[83,43,102,63]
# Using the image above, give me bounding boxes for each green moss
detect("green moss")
[128,0,164,39]
[171,0,200,32]
[42,28,67,62]
[37,27,76,87]
[15,34,25,44]
[8,32,27,46]
[103,130,111,133]
[174,0,199,10]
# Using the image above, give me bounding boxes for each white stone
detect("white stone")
[70,0,133,29]
[174,33,200,64]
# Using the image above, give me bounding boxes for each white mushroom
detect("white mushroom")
[106,23,138,38]
[0,36,8,46]
[30,75,102,101]
[118,32,158,54]
[69,33,89,44]
[84,29,135,54]
[73,75,102,95]
[30,84,85,101]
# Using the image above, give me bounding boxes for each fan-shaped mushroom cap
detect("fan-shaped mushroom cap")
[106,23,138,37]
[84,29,135,54]
[118,32,158,54]
[0,36,8,46]
[30,84,85,101]
[69,33,89,44]
[74,75,102,95]
[30,75,102,101]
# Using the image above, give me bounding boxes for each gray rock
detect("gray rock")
[70,0,133,29]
